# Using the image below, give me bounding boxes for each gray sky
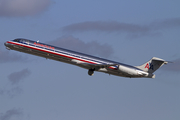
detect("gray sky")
[0,0,180,120]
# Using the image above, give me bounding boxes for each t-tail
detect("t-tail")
[136,57,168,78]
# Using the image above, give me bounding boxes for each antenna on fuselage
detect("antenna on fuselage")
[37,40,39,43]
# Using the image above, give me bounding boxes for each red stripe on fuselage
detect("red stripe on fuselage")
[7,41,117,70]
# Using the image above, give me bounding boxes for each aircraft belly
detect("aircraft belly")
[10,46,141,78]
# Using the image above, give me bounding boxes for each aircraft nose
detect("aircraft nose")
[4,41,11,50]
[4,41,8,47]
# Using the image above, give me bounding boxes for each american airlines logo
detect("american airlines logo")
[145,63,153,70]
[34,42,55,50]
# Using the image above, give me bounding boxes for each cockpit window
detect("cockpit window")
[14,39,20,42]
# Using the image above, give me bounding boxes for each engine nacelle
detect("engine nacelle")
[118,65,138,76]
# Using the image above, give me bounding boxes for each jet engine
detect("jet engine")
[118,65,138,76]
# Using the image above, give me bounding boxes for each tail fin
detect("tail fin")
[136,57,168,73]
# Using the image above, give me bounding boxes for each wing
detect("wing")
[71,59,118,70]
[80,63,118,69]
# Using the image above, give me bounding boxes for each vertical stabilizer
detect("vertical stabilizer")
[136,57,168,73]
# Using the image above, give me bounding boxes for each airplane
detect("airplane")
[4,38,168,78]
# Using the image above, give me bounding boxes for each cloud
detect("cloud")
[1,68,31,98]
[62,18,180,38]
[8,68,31,85]
[0,108,23,120]
[49,36,114,58]
[6,87,23,98]
[0,68,29,98]
[162,58,180,72]
[0,87,23,98]
[63,21,149,33]
[0,0,52,17]
[150,18,180,30]
[0,49,27,63]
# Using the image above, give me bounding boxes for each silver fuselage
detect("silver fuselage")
[4,38,153,78]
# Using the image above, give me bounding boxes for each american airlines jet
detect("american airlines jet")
[4,38,168,78]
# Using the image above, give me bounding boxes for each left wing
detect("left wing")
[80,63,118,69]
[71,59,118,69]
